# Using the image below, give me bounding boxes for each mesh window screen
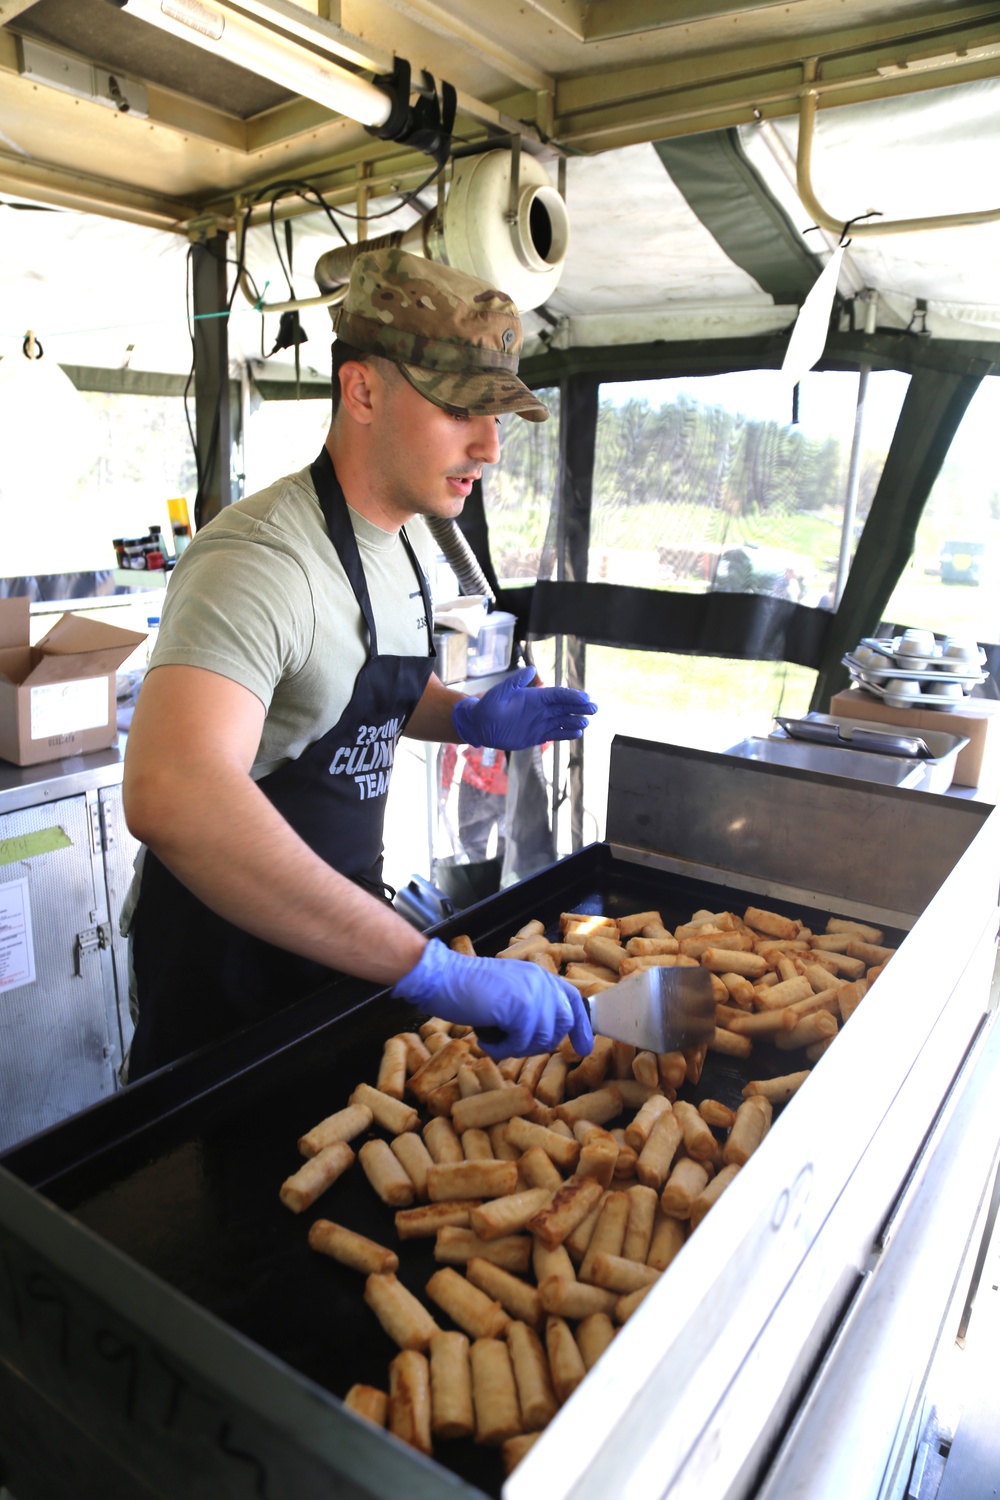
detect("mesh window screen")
[481,388,561,585]
[594,370,909,606]
[478,367,913,845]
[883,376,1000,654]
[580,369,910,834]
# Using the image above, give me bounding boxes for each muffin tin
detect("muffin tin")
[842,670,974,711]
[859,636,986,669]
[843,634,988,711]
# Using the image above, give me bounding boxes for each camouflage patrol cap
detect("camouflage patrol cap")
[331,247,549,423]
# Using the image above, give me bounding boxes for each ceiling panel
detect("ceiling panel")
[16,0,294,115]
[2,0,1000,356]
[2,0,997,229]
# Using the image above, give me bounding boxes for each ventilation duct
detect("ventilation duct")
[314,147,569,313]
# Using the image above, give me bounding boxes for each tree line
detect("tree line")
[488,391,883,529]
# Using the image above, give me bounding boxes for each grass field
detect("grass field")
[884,540,1000,646]
[527,636,817,850]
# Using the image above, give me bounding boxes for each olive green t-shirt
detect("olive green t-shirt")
[150,464,437,776]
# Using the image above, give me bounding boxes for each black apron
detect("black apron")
[128,450,435,1079]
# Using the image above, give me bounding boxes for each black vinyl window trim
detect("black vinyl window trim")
[465,335,997,678]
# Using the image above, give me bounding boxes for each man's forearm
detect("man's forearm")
[403,672,466,742]
[130,761,427,984]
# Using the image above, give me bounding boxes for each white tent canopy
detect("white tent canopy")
[741,79,1000,342]
[3,77,1000,391]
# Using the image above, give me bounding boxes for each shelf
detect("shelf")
[112,569,170,588]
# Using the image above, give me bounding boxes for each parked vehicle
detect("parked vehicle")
[714,544,806,597]
[940,540,985,585]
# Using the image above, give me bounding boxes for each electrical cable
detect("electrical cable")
[184,159,448,520]
[271,198,296,299]
[231,170,441,315]
[313,157,447,224]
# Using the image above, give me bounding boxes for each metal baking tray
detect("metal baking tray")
[859,637,987,670]
[843,654,985,689]
[851,657,984,684]
[843,665,977,711]
[773,714,971,762]
[774,715,934,759]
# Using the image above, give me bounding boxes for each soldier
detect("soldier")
[122,249,596,1079]
[440,742,509,864]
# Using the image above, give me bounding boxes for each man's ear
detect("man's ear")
[338,359,377,425]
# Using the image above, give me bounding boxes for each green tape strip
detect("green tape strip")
[0,826,73,865]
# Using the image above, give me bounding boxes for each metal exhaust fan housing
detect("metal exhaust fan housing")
[433,146,569,309]
[314,147,569,313]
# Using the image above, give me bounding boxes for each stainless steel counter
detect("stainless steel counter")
[0,735,128,817]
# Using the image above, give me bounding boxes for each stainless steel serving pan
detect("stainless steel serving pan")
[770,713,971,793]
[728,734,927,787]
[774,714,936,758]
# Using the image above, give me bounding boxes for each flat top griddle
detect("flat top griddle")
[2,844,902,1500]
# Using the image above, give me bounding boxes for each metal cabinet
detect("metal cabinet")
[99,784,139,1059]
[0,752,139,1152]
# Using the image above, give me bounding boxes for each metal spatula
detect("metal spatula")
[585,964,716,1053]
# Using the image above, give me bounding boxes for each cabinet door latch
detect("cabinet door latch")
[89,798,104,855]
[75,923,111,975]
[99,796,118,851]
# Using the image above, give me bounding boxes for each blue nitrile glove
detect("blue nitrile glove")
[452,665,597,751]
[394,938,594,1062]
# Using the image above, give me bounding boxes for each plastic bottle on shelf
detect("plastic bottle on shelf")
[167,498,193,557]
[145,616,160,667]
[148,525,170,571]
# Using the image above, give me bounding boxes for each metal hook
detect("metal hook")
[840,211,883,247]
[906,298,930,336]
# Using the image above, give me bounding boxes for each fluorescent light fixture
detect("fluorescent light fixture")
[117,0,394,128]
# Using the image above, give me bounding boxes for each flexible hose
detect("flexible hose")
[315,230,406,292]
[425,516,496,605]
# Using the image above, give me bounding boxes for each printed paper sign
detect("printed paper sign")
[0,876,36,993]
[30,677,109,739]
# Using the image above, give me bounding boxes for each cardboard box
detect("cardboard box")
[0,599,146,766]
[829,687,1000,790]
